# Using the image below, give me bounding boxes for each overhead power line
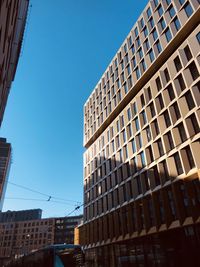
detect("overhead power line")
[5,197,76,206]
[8,181,82,205]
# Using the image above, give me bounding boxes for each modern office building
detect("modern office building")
[0,0,29,127]
[0,138,11,210]
[54,215,83,244]
[0,217,55,266]
[80,0,200,266]
[0,209,42,223]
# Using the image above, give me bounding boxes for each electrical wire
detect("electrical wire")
[8,181,81,204]
[66,204,84,216]
[5,197,79,206]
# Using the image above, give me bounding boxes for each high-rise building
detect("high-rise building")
[54,215,83,244]
[0,138,11,210]
[0,209,42,223]
[0,0,29,126]
[80,1,200,266]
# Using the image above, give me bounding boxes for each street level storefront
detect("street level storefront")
[84,223,200,267]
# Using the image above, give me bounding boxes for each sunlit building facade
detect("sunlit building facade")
[81,0,200,266]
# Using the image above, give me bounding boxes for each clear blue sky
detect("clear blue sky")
[0,0,147,218]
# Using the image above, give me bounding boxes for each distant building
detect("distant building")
[81,0,200,266]
[0,0,29,127]
[0,209,42,223]
[0,138,11,210]
[54,215,83,244]
[0,210,83,265]
[0,217,55,266]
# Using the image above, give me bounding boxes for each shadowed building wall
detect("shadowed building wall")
[81,0,200,266]
[0,0,29,127]
[0,138,11,210]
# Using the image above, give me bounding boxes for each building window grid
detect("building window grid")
[84,2,193,134]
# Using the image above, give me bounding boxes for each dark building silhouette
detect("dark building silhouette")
[0,0,29,127]
[54,215,83,244]
[80,0,200,266]
[0,138,11,210]
[0,209,42,223]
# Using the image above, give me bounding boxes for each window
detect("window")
[144,39,150,51]
[158,94,164,109]
[177,74,186,91]
[134,27,139,37]
[124,82,128,94]
[174,152,183,175]
[157,138,164,156]
[164,68,170,82]
[188,62,199,81]
[164,110,171,127]
[149,49,155,62]
[156,77,162,91]
[140,94,145,107]
[140,17,145,28]
[147,87,152,100]
[124,43,127,53]
[174,56,182,72]
[137,134,142,148]
[184,2,193,17]
[143,26,148,37]
[131,139,136,153]
[142,111,147,124]
[138,48,143,59]
[185,145,195,169]
[152,29,158,41]
[137,37,141,47]
[184,45,192,61]
[150,102,156,117]
[188,114,199,134]
[177,122,187,142]
[146,126,152,142]
[128,36,132,47]
[149,17,154,28]
[128,75,133,89]
[144,172,150,191]
[196,32,200,44]
[173,102,181,120]
[173,17,181,31]
[154,0,159,7]
[153,119,160,135]
[132,102,137,115]
[127,108,131,121]
[135,67,141,79]
[158,5,163,16]
[135,117,140,131]
[185,91,195,110]
[122,129,126,143]
[165,131,174,150]
[160,18,166,30]
[140,151,146,167]
[165,28,172,42]
[141,59,146,72]
[179,0,185,5]
[127,64,131,75]
[167,84,175,100]
[131,45,135,55]
[169,6,176,18]
[132,57,136,68]
[147,7,152,18]
[127,123,132,138]
[136,176,142,194]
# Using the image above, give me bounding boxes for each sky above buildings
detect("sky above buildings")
[0,0,147,218]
